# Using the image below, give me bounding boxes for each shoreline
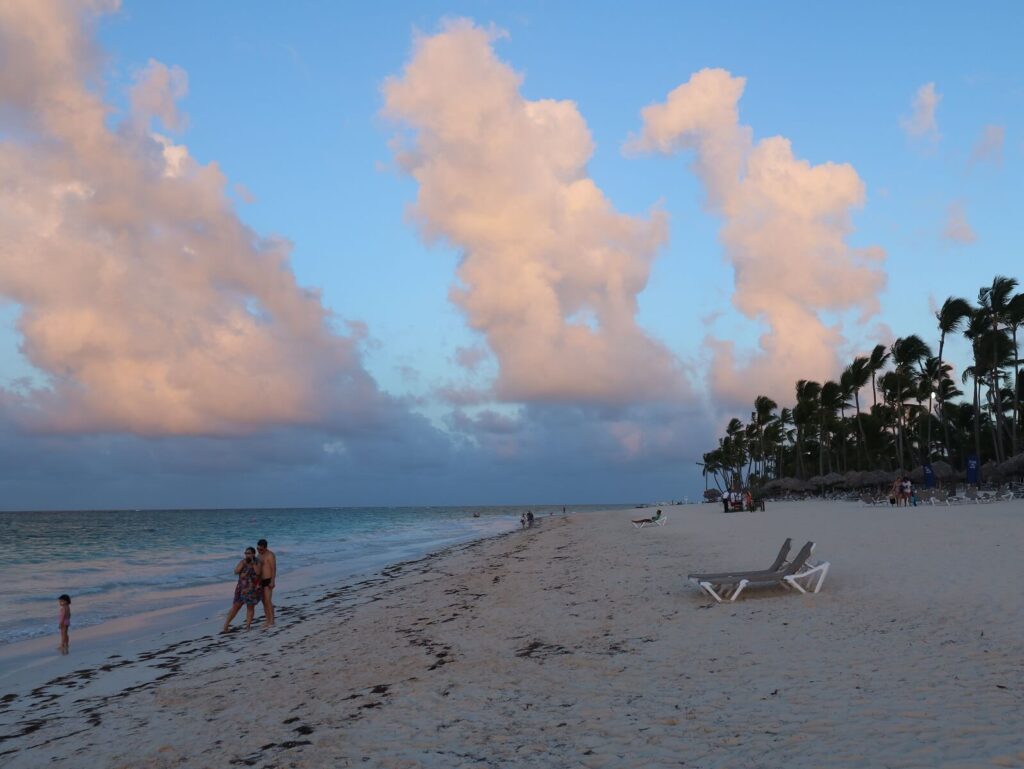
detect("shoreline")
[4,500,1023,768]
[0,514,531,719]
[0,509,527,682]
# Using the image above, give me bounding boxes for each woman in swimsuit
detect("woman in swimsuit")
[222,546,262,633]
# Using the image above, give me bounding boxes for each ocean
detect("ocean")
[2,505,628,649]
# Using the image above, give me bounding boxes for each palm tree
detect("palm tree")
[890,335,932,468]
[752,395,778,480]
[843,356,872,468]
[978,276,1019,461]
[935,296,973,464]
[793,380,821,479]
[918,356,956,461]
[867,344,891,408]
[1006,292,1024,456]
[963,309,990,477]
[819,380,844,475]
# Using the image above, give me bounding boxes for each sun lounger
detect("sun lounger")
[930,489,950,505]
[859,494,884,506]
[631,512,667,529]
[965,487,994,504]
[688,541,829,603]
[688,538,792,583]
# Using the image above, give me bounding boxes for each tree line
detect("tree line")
[702,275,1024,490]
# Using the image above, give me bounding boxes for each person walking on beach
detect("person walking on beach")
[57,594,71,654]
[257,538,276,628]
[526,510,534,528]
[222,546,262,633]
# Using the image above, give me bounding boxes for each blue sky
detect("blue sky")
[0,1,1021,509]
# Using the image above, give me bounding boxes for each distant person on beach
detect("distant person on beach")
[899,477,911,507]
[222,546,262,633]
[57,594,71,654]
[526,510,534,528]
[257,538,276,629]
[520,514,526,529]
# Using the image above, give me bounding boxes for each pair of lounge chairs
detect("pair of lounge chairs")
[632,510,667,529]
[687,538,830,603]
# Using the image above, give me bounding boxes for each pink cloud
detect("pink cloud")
[900,82,942,142]
[383,20,688,406]
[942,201,977,244]
[629,68,886,405]
[969,124,1004,167]
[0,0,383,435]
[454,344,489,371]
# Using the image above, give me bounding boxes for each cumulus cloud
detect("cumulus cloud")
[942,201,977,244]
[969,124,1004,167]
[628,68,886,406]
[900,82,942,141]
[382,20,688,406]
[0,0,385,435]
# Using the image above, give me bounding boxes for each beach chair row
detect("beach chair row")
[859,487,1016,506]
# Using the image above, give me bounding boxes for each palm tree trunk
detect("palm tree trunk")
[839,405,848,472]
[818,416,825,478]
[854,391,870,469]
[987,374,1005,464]
[1012,327,1020,457]
[796,427,805,479]
[973,376,983,481]
[941,399,955,466]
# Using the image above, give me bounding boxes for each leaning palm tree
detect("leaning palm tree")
[935,296,973,461]
[867,344,891,408]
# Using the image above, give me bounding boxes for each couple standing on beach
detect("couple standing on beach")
[222,539,276,633]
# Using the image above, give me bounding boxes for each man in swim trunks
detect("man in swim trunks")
[257,538,276,628]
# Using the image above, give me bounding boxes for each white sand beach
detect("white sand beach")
[2,500,1023,768]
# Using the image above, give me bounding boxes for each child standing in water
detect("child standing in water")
[57,594,71,654]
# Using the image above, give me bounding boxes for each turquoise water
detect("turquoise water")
[2,505,625,646]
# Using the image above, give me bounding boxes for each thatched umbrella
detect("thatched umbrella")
[931,460,954,479]
[780,477,805,491]
[808,474,825,486]
[909,466,925,483]
[996,453,1024,477]
[844,470,865,487]
[864,469,892,485]
[981,459,1003,480]
[762,479,784,491]
[823,471,845,486]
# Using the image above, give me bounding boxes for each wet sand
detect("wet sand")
[2,500,1022,768]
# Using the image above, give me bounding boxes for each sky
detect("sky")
[0,0,1021,510]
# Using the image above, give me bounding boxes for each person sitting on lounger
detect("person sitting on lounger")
[632,509,662,526]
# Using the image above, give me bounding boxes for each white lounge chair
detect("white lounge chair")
[688,541,830,603]
[965,487,994,504]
